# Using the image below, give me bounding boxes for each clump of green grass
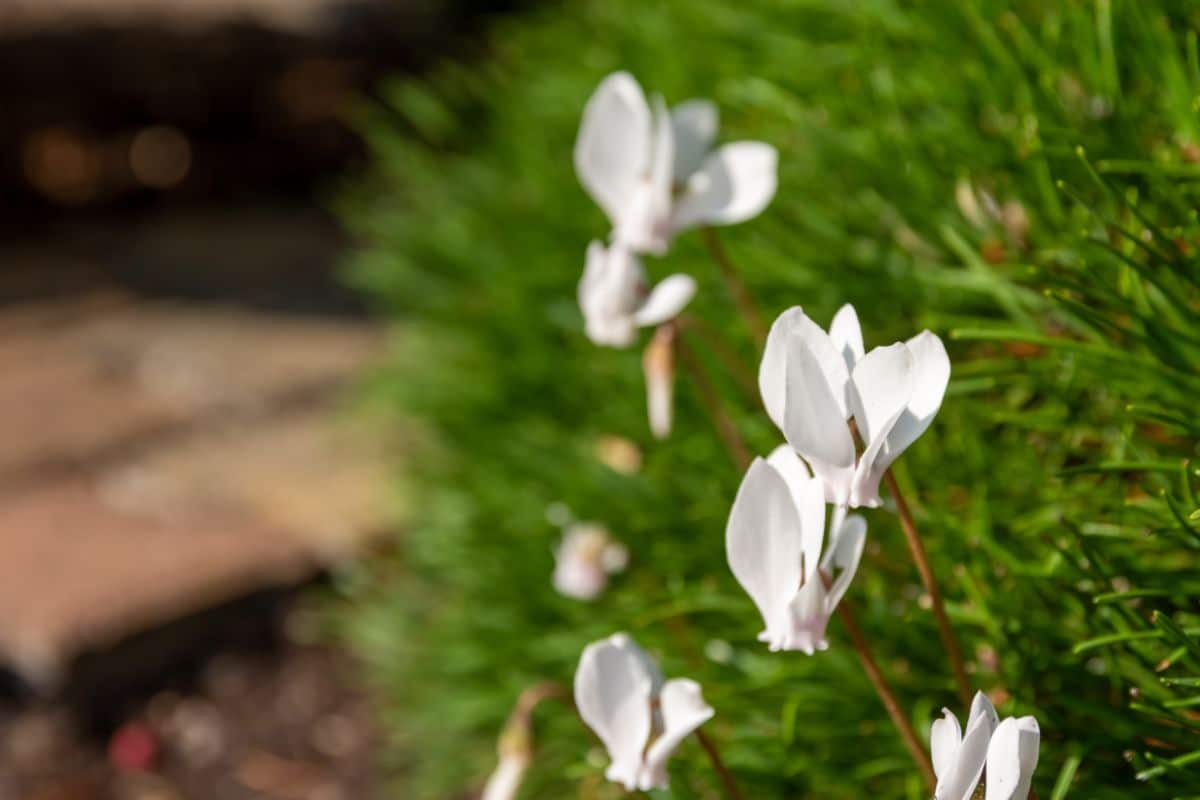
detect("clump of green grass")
[339,2,1200,797]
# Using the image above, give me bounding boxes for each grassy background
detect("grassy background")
[338,1,1200,797]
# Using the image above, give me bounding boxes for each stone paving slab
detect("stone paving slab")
[0,298,390,691]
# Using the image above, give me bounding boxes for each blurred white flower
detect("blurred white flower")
[575,71,777,255]
[574,633,714,791]
[758,304,950,508]
[643,324,676,438]
[578,240,695,348]
[725,445,866,654]
[931,692,1040,800]
[553,523,628,601]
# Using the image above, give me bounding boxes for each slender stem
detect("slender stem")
[675,327,752,471]
[883,469,973,709]
[677,314,760,403]
[694,728,746,800]
[832,588,936,791]
[700,227,768,345]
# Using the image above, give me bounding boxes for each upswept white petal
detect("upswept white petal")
[725,458,805,651]
[878,330,951,471]
[578,242,644,348]
[633,274,696,327]
[670,142,778,233]
[848,343,915,507]
[783,342,857,505]
[819,513,865,613]
[785,310,854,417]
[643,325,675,439]
[829,303,865,371]
[985,717,1040,800]
[849,343,914,446]
[930,708,963,782]
[759,306,807,430]
[640,678,715,789]
[933,692,998,800]
[766,445,825,578]
[647,95,676,241]
[968,691,1000,732]
[574,634,655,791]
[574,72,652,228]
[670,100,719,182]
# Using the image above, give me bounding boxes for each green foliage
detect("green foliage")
[339,1,1200,797]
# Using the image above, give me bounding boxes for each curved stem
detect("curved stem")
[675,326,752,471]
[831,589,936,791]
[677,314,760,404]
[883,469,973,709]
[694,727,747,800]
[700,227,768,346]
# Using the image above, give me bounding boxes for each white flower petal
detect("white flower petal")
[759,306,806,431]
[930,708,963,783]
[670,142,778,233]
[985,716,1040,800]
[639,678,715,790]
[725,458,805,650]
[879,330,951,470]
[792,313,854,416]
[935,693,998,800]
[633,274,696,327]
[574,72,652,228]
[848,343,914,507]
[819,512,865,613]
[649,94,676,225]
[643,325,676,439]
[574,634,656,791]
[786,577,830,655]
[829,304,865,372]
[765,445,825,582]
[579,242,644,348]
[783,342,857,504]
[612,95,676,255]
[670,99,719,182]
[968,691,1000,732]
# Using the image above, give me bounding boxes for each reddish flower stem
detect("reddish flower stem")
[694,727,747,800]
[883,469,972,710]
[701,227,768,346]
[675,326,752,471]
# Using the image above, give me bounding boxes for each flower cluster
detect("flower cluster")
[574,71,778,435]
[489,72,1043,800]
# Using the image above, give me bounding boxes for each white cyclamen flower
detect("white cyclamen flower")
[931,692,999,800]
[578,240,695,348]
[725,445,867,654]
[553,523,628,601]
[931,692,1041,800]
[759,304,950,508]
[574,71,778,255]
[574,633,714,791]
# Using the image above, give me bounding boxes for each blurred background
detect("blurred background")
[0,2,515,797]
